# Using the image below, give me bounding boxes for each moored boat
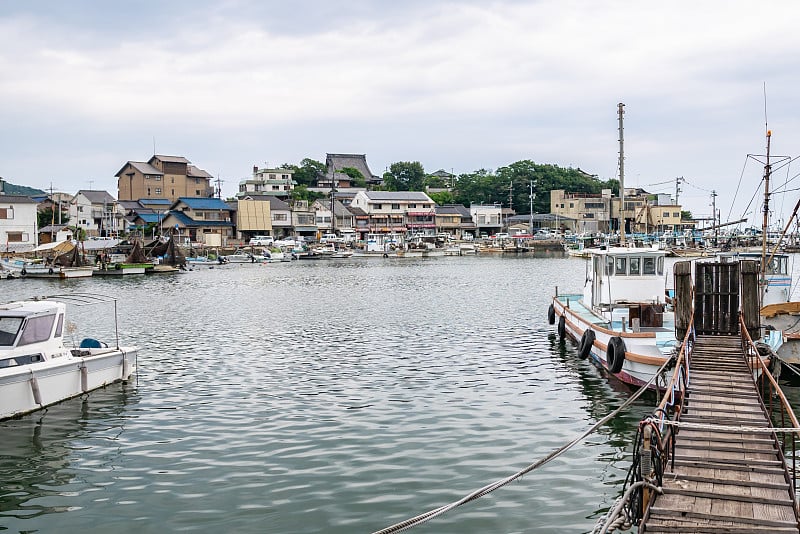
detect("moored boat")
[0,295,138,420]
[550,246,676,388]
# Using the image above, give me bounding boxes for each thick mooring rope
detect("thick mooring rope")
[371,357,675,534]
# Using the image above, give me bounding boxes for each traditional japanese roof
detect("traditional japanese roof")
[435,204,471,216]
[325,153,378,181]
[138,198,172,207]
[151,155,191,164]
[137,213,162,224]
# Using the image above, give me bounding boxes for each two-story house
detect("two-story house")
[349,191,436,236]
[0,195,38,252]
[161,197,234,246]
[435,204,476,239]
[69,190,124,238]
[311,198,356,236]
[116,155,214,202]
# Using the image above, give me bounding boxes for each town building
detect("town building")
[470,204,502,237]
[435,204,476,239]
[235,199,272,241]
[236,165,295,199]
[349,191,435,237]
[160,197,234,246]
[116,155,214,202]
[311,198,355,236]
[69,190,124,238]
[0,195,38,252]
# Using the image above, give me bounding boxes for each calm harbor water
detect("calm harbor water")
[4,253,786,533]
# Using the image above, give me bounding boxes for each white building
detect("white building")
[470,204,503,236]
[69,190,124,237]
[236,166,295,199]
[349,191,435,235]
[0,195,38,252]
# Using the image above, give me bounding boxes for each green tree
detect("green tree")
[37,206,70,230]
[289,185,326,203]
[383,161,426,191]
[428,191,454,205]
[680,210,693,221]
[339,167,367,188]
[286,158,326,187]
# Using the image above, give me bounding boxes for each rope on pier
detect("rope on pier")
[591,480,662,534]
[371,357,676,534]
[653,418,800,434]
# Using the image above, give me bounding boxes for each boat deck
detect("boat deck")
[555,294,676,350]
[641,335,799,532]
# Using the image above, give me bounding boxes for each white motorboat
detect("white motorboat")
[0,295,138,420]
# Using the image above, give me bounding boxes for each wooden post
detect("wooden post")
[674,261,693,340]
[642,425,652,515]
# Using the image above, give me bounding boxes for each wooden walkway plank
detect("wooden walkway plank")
[641,335,800,533]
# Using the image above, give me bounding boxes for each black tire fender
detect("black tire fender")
[48,268,54,275]
[547,303,556,325]
[20,268,26,276]
[607,336,626,374]
[557,314,566,340]
[578,329,595,360]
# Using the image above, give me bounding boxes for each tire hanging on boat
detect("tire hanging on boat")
[606,336,626,374]
[557,314,566,340]
[547,303,556,325]
[578,329,595,360]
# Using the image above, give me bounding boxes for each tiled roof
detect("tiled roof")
[168,210,234,228]
[76,190,116,204]
[175,197,230,210]
[137,213,162,224]
[0,195,37,204]
[152,155,190,164]
[188,165,213,179]
[115,161,163,177]
[139,198,172,206]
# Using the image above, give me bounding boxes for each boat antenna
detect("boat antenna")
[618,103,626,246]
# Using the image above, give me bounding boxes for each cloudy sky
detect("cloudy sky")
[2,0,800,225]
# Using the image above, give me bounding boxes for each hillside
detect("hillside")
[1,181,46,196]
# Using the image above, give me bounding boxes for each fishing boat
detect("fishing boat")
[0,295,138,420]
[549,246,676,387]
[549,104,676,388]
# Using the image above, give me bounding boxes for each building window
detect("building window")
[374,204,382,210]
[569,203,574,208]
[0,207,10,219]
[409,204,416,208]
[155,176,162,181]
[196,190,201,196]
[391,204,400,210]
[673,212,680,218]
[273,213,288,222]
[155,188,162,195]
[147,188,151,195]
[7,232,23,242]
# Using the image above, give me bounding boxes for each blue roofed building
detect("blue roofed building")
[161,197,234,246]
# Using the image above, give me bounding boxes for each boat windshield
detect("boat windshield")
[0,317,24,346]
[17,315,56,346]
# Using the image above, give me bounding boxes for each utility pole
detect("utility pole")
[507,181,513,230]
[761,130,772,274]
[675,176,683,206]
[618,102,626,245]
[529,181,534,234]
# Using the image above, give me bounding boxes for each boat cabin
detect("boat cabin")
[583,247,667,329]
[0,301,69,368]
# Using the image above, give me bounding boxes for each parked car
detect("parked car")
[249,235,274,246]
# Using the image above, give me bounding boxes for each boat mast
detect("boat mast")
[618,103,626,245]
[760,129,772,275]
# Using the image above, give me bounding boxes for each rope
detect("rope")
[371,357,675,534]
[592,480,662,534]
[651,418,800,434]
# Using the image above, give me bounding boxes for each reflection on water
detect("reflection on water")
[0,256,659,532]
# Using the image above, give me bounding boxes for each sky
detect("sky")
[2,0,800,227]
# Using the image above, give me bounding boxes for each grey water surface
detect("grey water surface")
[0,254,662,533]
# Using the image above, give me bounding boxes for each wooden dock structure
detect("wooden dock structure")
[641,334,799,532]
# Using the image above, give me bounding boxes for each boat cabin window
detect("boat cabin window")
[629,257,641,275]
[643,257,656,275]
[17,314,56,346]
[55,313,64,338]
[658,256,664,275]
[0,317,23,346]
[766,257,788,275]
[605,256,614,276]
[615,257,627,275]
[0,353,43,368]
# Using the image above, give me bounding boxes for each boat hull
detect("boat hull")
[552,296,675,388]
[0,347,137,420]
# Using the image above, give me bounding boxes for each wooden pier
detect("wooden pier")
[641,334,799,532]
